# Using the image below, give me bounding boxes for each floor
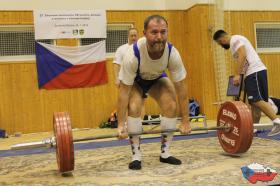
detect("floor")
[0,117,279,186]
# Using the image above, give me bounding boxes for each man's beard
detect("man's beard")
[150,41,166,52]
[221,44,230,50]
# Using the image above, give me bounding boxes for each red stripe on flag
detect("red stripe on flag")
[43,61,108,89]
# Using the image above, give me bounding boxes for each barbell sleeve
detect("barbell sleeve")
[10,137,55,150]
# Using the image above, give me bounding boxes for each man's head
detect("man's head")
[143,15,168,53]
[128,28,138,45]
[213,30,231,50]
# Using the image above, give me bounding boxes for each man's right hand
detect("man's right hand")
[118,125,128,139]
[233,75,241,86]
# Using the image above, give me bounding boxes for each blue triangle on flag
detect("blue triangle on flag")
[35,42,73,88]
[241,166,254,180]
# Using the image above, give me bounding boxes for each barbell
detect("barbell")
[10,101,273,174]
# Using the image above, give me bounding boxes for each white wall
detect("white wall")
[224,0,280,11]
[1,0,280,11]
[0,0,207,10]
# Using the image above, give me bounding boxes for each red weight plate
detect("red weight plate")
[53,113,64,172]
[65,113,74,171]
[53,112,75,173]
[237,102,254,153]
[217,101,253,154]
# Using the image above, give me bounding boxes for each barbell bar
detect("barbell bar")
[11,126,229,151]
[10,123,271,151]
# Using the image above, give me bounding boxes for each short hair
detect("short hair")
[213,30,228,40]
[144,15,168,30]
[128,27,138,35]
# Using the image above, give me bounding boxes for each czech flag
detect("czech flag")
[241,163,278,184]
[35,40,108,89]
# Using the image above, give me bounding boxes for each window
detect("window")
[0,23,133,60]
[79,24,133,54]
[0,25,53,60]
[255,23,280,53]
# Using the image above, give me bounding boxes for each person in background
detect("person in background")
[213,30,280,136]
[113,28,138,87]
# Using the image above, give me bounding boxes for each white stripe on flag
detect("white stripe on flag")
[37,40,106,65]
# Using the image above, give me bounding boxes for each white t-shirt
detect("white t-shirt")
[119,37,187,86]
[230,35,266,77]
[113,43,130,65]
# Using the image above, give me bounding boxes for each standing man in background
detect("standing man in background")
[213,30,280,136]
[113,28,138,87]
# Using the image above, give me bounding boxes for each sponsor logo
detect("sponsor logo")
[222,109,237,120]
[79,29,85,35]
[73,29,78,35]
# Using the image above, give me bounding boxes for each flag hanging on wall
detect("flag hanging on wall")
[35,40,108,89]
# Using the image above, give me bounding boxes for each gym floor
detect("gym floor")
[0,117,280,186]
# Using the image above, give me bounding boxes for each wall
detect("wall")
[0,10,192,134]
[3,0,279,11]
[224,0,280,11]
[2,4,280,134]
[184,5,219,120]
[0,0,208,11]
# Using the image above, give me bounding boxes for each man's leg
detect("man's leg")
[251,100,280,136]
[149,77,181,165]
[252,100,277,121]
[251,104,261,123]
[127,84,144,170]
[245,70,280,136]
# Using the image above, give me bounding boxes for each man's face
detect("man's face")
[144,19,168,53]
[128,29,138,44]
[216,36,230,50]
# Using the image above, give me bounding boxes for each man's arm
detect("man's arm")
[167,47,191,134]
[233,46,246,85]
[117,82,132,126]
[236,46,247,74]
[113,63,121,86]
[116,46,137,138]
[174,79,189,119]
[113,46,123,86]
[117,82,132,139]
[174,79,191,134]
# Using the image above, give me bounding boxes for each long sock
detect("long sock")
[161,133,173,158]
[129,135,141,161]
[160,117,177,159]
[127,116,142,161]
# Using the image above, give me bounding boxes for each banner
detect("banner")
[35,40,108,89]
[34,10,107,39]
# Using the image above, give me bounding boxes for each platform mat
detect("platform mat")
[0,137,279,186]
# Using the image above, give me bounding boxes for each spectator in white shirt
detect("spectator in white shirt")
[113,28,138,87]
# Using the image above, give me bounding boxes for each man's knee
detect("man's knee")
[128,100,143,117]
[161,99,177,117]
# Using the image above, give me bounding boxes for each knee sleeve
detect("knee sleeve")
[127,116,142,134]
[160,117,177,131]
